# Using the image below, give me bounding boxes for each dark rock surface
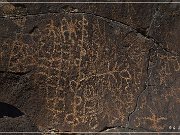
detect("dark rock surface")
[0,115,40,133]
[0,0,179,134]
[0,102,24,118]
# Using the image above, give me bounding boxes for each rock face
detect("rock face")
[0,116,40,133]
[0,0,179,133]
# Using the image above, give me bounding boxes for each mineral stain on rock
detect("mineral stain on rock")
[0,1,179,134]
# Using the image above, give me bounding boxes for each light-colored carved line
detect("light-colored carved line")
[79,70,120,83]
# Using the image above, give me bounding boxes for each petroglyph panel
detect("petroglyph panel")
[0,2,179,133]
[0,13,153,132]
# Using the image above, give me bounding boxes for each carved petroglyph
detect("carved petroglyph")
[144,107,167,131]
[129,43,180,131]
[158,53,180,85]
[132,85,180,132]
[0,14,152,132]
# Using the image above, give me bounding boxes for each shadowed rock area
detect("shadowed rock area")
[0,102,24,118]
[0,0,179,134]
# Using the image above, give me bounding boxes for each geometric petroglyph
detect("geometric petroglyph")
[0,13,154,132]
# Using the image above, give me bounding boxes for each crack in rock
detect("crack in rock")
[1,10,178,56]
[126,47,157,128]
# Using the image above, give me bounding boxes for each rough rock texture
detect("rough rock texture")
[0,0,179,134]
[0,115,40,133]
